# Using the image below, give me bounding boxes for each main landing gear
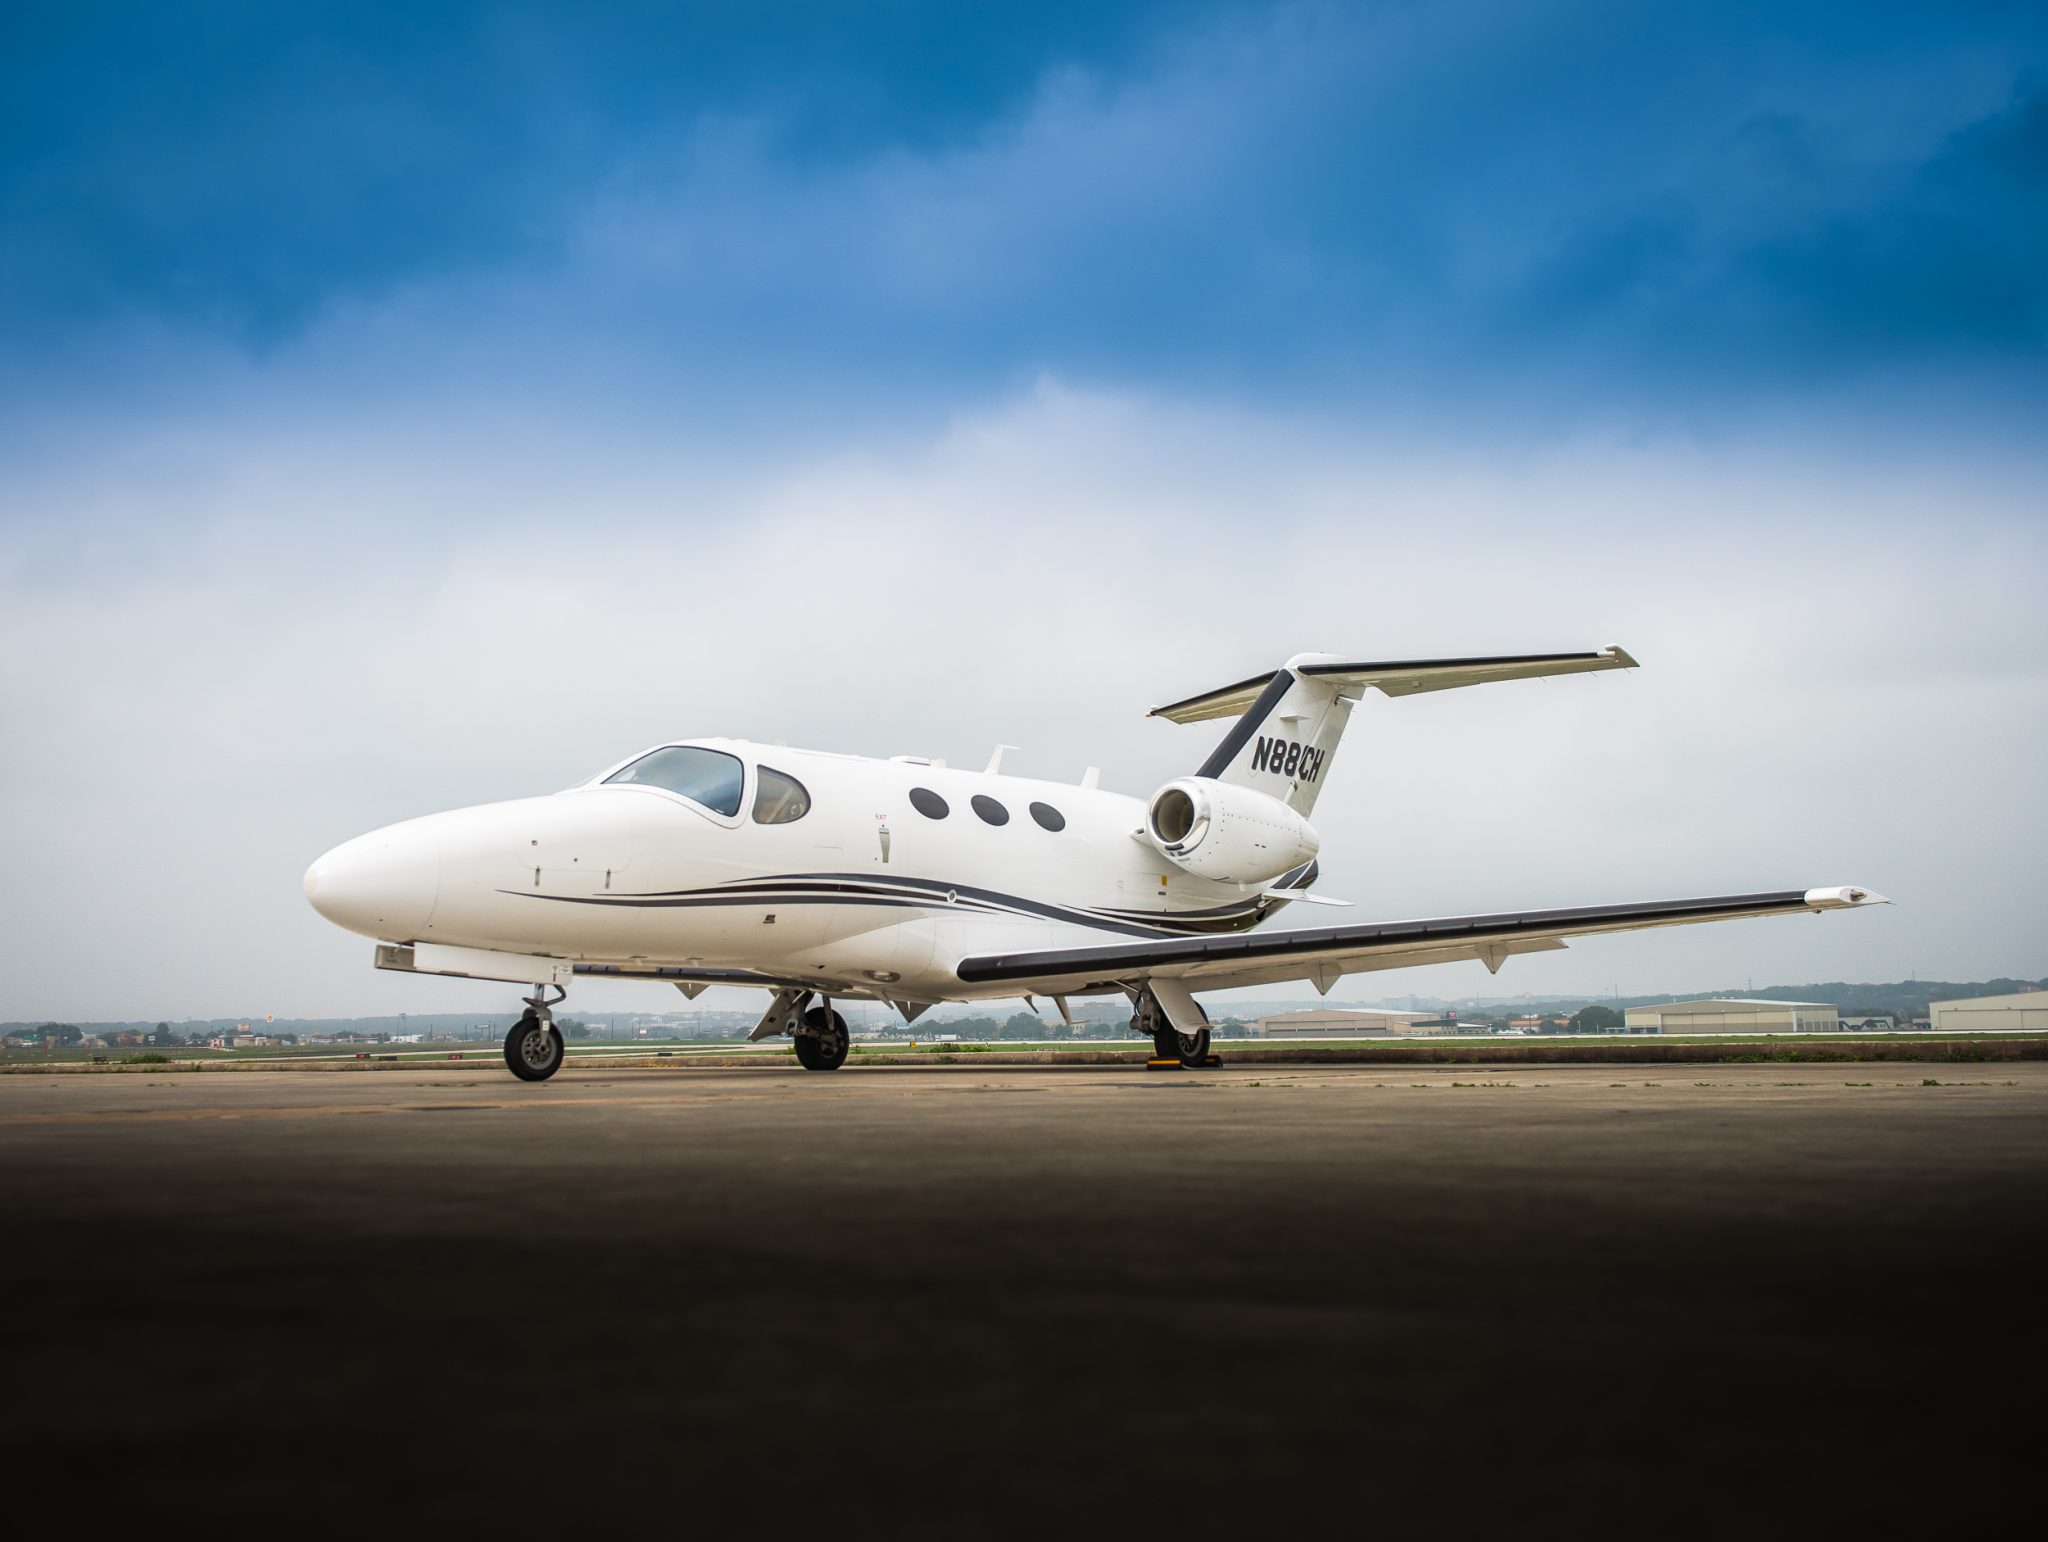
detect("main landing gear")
[794,1005,850,1072]
[753,989,850,1072]
[504,985,567,1082]
[1133,986,1214,1069]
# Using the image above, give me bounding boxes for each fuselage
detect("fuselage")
[303,738,1311,1003]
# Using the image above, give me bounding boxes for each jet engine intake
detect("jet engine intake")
[1143,777,1321,885]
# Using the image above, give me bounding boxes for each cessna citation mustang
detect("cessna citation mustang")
[304,648,1885,1081]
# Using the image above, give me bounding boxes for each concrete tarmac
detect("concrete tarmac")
[3,1061,2042,1536]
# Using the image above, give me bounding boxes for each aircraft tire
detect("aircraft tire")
[505,1014,566,1082]
[1151,1028,1178,1061]
[794,1007,850,1072]
[1174,1027,1211,1069]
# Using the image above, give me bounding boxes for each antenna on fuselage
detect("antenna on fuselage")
[985,744,1018,774]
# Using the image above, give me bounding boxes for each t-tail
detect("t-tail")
[1148,647,1639,815]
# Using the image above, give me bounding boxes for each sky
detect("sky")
[2,1,2043,1021]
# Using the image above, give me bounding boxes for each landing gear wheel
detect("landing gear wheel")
[794,1006,850,1072]
[505,1012,566,1082]
[1149,1026,1210,1066]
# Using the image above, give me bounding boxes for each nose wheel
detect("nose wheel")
[504,986,567,1082]
[793,1005,850,1072]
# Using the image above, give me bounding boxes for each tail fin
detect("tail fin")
[1148,647,1637,815]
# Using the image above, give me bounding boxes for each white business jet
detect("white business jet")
[304,649,1884,1080]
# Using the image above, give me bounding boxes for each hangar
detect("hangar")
[1928,989,2048,1032]
[1256,1008,1442,1037]
[1624,998,1839,1034]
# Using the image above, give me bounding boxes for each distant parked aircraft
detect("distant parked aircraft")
[305,648,1884,1080]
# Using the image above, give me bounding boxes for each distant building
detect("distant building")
[1623,998,1840,1034]
[1839,1015,1896,1032]
[1928,989,2048,1032]
[1256,1008,1443,1037]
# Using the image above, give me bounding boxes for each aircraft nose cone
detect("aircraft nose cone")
[304,824,441,940]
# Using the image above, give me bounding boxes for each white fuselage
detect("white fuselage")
[303,738,1303,1003]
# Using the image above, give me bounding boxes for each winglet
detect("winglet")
[1803,886,1890,909]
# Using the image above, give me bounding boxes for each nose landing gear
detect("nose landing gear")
[504,985,567,1082]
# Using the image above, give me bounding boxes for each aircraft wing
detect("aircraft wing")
[953,886,1887,998]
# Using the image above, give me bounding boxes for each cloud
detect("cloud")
[1,384,2040,1018]
[1,7,2042,1021]
[0,0,1196,341]
[3,2,2043,429]
[1732,77,2048,359]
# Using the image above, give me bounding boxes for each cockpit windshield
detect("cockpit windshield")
[603,746,744,817]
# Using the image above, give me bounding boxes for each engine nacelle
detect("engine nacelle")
[1144,777,1321,886]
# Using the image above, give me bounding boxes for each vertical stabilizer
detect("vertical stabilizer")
[1185,656,1355,816]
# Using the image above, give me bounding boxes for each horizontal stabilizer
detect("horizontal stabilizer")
[1148,671,1282,724]
[1149,648,1638,723]
[1150,645,1640,816]
[1301,647,1639,698]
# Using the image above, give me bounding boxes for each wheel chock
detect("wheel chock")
[1146,1057,1181,1070]
[1201,1054,1222,1067]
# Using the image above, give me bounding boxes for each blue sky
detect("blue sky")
[2,3,2043,1017]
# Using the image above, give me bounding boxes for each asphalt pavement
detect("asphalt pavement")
[2,1061,2040,1536]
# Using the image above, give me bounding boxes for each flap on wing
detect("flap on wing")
[573,961,840,993]
[954,886,1885,993]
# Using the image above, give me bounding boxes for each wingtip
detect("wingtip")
[1804,885,1890,909]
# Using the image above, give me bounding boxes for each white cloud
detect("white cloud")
[1,380,2041,1019]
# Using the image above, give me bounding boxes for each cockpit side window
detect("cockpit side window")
[603,746,745,817]
[752,766,812,825]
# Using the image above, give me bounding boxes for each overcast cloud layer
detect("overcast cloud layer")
[2,2,2042,1020]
